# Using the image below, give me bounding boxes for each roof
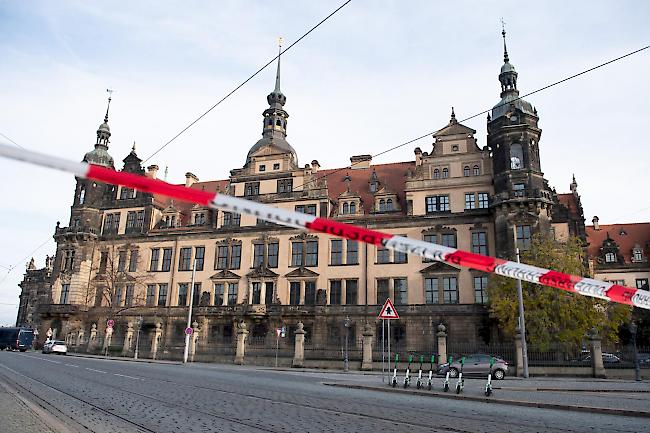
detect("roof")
[319,161,414,215]
[491,91,536,120]
[557,193,580,216]
[586,222,650,263]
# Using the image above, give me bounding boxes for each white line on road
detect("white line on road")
[64,363,79,367]
[113,373,145,380]
[85,367,107,374]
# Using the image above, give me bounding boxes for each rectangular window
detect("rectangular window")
[103,213,114,234]
[253,243,264,268]
[217,246,229,269]
[291,242,303,267]
[305,241,318,266]
[136,211,144,228]
[516,225,532,250]
[126,211,137,229]
[465,193,476,210]
[157,284,168,306]
[125,284,134,307]
[222,212,240,227]
[259,164,266,172]
[179,247,192,271]
[63,250,76,271]
[304,281,316,306]
[330,280,342,305]
[128,250,138,272]
[425,195,450,213]
[424,278,438,304]
[394,250,408,264]
[472,231,488,255]
[117,251,127,272]
[252,282,261,304]
[290,281,301,305]
[331,240,343,265]
[478,193,489,209]
[227,282,238,305]
[115,286,123,306]
[513,183,525,197]
[346,240,359,264]
[146,284,156,306]
[377,279,389,304]
[192,283,201,307]
[99,251,108,273]
[214,283,224,305]
[60,284,70,304]
[474,276,489,304]
[267,242,278,268]
[178,283,188,306]
[195,247,205,271]
[377,247,390,264]
[441,233,457,248]
[636,279,649,289]
[244,182,260,196]
[162,248,172,272]
[295,204,317,215]
[231,244,241,269]
[150,249,160,271]
[345,279,358,305]
[423,234,436,262]
[394,278,408,305]
[277,178,293,193]
[273,163,280,170]
[443,277,458,304]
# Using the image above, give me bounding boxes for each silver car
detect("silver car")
[42,340,67,355]
[437,354,509,380]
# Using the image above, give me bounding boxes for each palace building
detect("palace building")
[17,32,586,363]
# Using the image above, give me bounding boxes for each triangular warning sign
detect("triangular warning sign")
[378,298,399,320]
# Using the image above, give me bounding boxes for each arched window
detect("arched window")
[342,202,349,214]
[78,187,86,205]
[442,168,449,178]
[510,143,524,170]
[473,165,480,176]
[349,202,356,214]
[386,198,393,211]
[276,119,282,127]
[433,169,440,179]
[605,252,616,263]
[379,199,386,212]
[463,166,470,177]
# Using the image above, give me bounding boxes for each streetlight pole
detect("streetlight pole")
[631,321,641,382]
[513,227,529,378]
[134,316,142,360]
[183,258,197,364]
[344,315,351,372]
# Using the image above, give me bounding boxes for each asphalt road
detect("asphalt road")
[0,351,647,433]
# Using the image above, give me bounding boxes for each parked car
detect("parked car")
[437,354,509,380]
[0,327,35,351]
[572,352,621,364]
[42,340,67,355]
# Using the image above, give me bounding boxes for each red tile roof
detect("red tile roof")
[586,223,650,263]
[557,193,579,216]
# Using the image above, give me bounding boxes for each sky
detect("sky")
[0,0,648,325]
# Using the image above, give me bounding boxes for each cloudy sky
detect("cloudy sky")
[0,0,648,325]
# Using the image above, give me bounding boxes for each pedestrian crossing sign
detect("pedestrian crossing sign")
[378,298,399,320]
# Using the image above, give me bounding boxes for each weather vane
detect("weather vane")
[278,36,283,49]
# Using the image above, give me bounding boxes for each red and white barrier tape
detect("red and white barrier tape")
[1,142,647,309]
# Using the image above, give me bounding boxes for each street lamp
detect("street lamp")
[513,226,530,378]
[630,321,641,382]
[134,316,142,360]
[344,316,351,372]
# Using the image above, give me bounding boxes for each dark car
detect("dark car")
[0,327,35,351]
[437,354,509,380]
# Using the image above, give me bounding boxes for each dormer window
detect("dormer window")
[632,245,645,262]
[473,165,480,176]
[452,145,459,151]
[245,182,260,196]
[463,166,470,177]
[273,163,280,170]
[259,165,266,172]
[442,168,449,179]
[343,202,349,214]
[605,252,616,263]
[193,212,206,225]
[370,182,378,193]
[163,215,176,228]
[341,201,357,215]
[119,187,136,200]
[433,169,440,180]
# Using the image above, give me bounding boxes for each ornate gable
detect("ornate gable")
[210,270,240,280]
[420,262,461,274]
[246,267,279,278]
[284,267,320,278]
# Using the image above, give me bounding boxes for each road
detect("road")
[0,351,647,433]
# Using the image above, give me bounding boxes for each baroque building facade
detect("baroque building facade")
[18,33,586,362]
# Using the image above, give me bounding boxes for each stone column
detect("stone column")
[122,322,134,355]
[589,328,606,378]
[292,322,306,368]
[88,324,97,351]
[190,321,200,362]
[103,327,113,354]
[234,321,249,365]
[361,322,374,370]
[151,322,162,359]
[77,329,85,347]
[436,324,447,364]
[514,327,524,377]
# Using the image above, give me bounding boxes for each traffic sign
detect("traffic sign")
[107,319,115,328]
[185,327,193,336]
[378,298,399,319]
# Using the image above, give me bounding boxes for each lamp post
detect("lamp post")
[134,316,142,360]
[631,321,641,382]
[183,258,197,364]
[513,227,529,378]
[344,315,351,372]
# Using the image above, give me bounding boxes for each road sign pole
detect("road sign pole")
[387,319,391,376]
[275,333,280,367]
[382,319,385,383]
[183,258,197,364]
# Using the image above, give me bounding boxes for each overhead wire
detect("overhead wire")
[142,0,353,163]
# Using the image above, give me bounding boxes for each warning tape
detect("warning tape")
[1,142,647,309]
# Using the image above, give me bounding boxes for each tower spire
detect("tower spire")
[501,18,509,63]
[274,37,283,93]
[105,88,113,122]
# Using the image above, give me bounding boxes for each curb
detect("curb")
[322,382,650,419]
[68,353,182,365]
[495,386,650,393]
